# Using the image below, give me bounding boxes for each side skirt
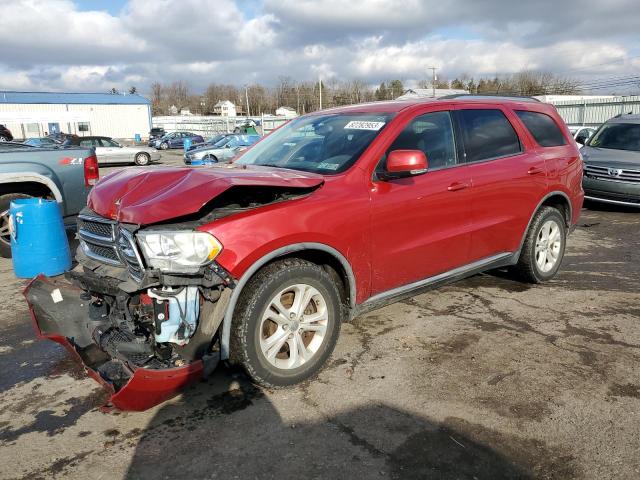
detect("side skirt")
[352,252,518,318]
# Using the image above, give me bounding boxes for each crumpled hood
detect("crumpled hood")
[88,164,324,224]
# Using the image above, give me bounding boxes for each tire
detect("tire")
[0,193,31,258]
[159,142,169,150]
[204,154,218,163]
[230,258,342,388]
[134,152,151,166]
[512,206,566,283]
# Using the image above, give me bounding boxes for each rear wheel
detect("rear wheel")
[0,193,31,258]
[134,152,151,166]
[512,206,566,283]
[230,258,342,387]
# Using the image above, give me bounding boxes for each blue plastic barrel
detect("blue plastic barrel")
[190,158,204,166]
[134,134,141,143]
[183,138,192,152]
[10,198,71,278]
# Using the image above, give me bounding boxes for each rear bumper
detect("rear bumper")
[24,275,206,411]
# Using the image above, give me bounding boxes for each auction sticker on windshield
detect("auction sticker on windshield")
[344,121,386,131]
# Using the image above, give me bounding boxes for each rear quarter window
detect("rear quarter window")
[516,110,567,147]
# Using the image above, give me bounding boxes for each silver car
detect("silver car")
[184,134,261,164]
[78,136,161,166]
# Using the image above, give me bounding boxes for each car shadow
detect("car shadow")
[123,368,541,480]
[583,199,639,213]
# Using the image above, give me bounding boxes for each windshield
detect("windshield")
[588,123,640,152]
[236,113,394,174]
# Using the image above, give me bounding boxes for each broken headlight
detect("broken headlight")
[137,230,222,273]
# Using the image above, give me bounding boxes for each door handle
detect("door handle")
[527,166,544,175]
[447,182,469,192]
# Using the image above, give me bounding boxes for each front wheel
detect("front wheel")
[159,142,169,150]
[230,258,342,387]
[512,206,566,283]
[134,152,151,166]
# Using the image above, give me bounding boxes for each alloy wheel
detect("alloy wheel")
[259,283,328,370]
[535,219,562,273]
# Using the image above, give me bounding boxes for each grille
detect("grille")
[78,213,145,281]
[585,165,640,184]
[77,218,114,239]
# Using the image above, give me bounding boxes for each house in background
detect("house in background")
[213,100,237,117]
[276,106,298,117]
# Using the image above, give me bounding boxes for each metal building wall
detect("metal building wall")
[0,102,151,139]
[551,95,640,127]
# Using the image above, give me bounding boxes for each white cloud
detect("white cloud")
[0,0,638,94]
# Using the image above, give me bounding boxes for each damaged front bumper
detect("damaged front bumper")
[24,274,230,411]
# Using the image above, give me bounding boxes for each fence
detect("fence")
[153,97,640,134]
[550,95,640,127]
[152,115,292,137]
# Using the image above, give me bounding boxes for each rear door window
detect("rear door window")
[515,110,567,147]
[455,109,522,162]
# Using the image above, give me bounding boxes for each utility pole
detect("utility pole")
[429,66,437,98]
[245,85,250,117]
[319,76,323,111]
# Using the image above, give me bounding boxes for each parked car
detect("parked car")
[25,96,583,411]
[149,132,204,150]
[149,127,166,141]
[0,144,97,257]
[186,133,230,151]
[68,136,161,166]
[47,132,78,143]
[0,125,13,142]
[568,125,597,146]
[184,134,261,164]
[581,114,640,207]
[23,137,62,147]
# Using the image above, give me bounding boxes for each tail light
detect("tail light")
[84,154,99,187]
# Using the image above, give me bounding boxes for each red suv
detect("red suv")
[26,96,583,410]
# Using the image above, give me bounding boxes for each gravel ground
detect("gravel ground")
[0,154,638,480]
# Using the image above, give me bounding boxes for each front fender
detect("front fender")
[217,242,357,360]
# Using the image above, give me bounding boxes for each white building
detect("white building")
[0,91,152,140]
[396,88,469,100]
[276,106,298,117]
[213,100,237,117]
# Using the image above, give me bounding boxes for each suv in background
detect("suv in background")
[0,125,13,142]
[581,114,640,207]
[26,96,583,411]
[149,127,165,141]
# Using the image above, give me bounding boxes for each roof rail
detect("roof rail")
[439,94,541,103]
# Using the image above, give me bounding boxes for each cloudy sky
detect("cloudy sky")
[1,0,639,95]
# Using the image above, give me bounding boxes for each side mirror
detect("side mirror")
[382,150,428,179]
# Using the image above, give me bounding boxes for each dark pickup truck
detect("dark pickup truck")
[0,144,98,257]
